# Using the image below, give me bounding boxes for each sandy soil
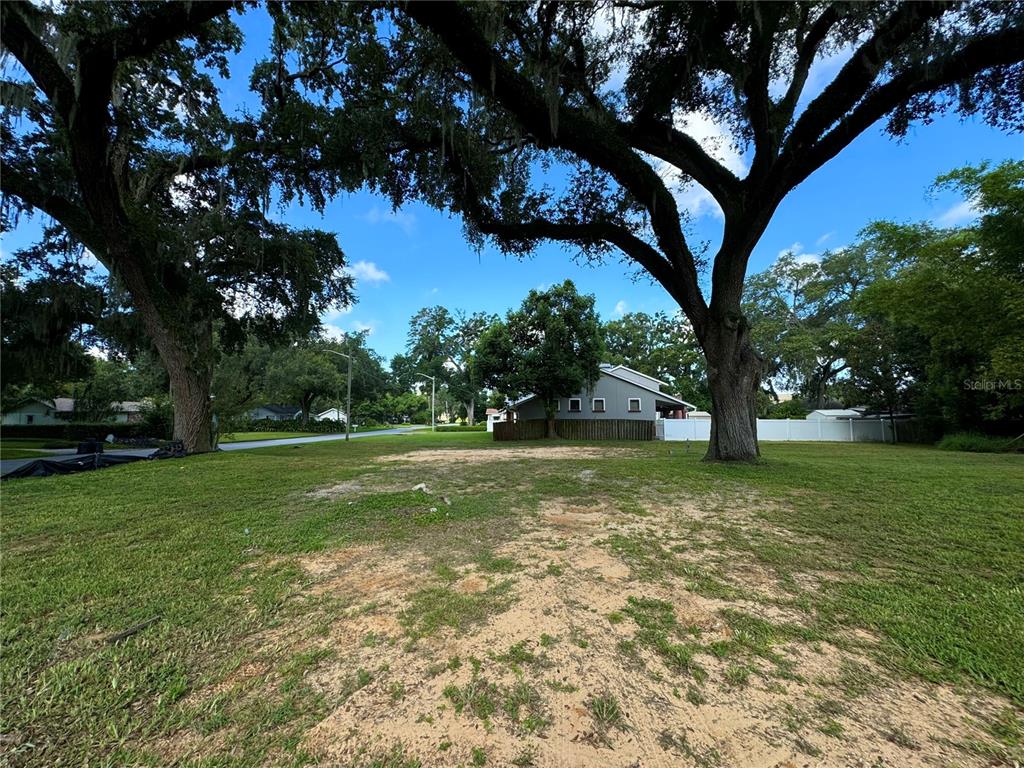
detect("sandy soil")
[271,498,1013,768]
[375,447,640,464]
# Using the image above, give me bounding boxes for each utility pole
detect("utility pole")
[417,373,436,431]
[324,348,353,441]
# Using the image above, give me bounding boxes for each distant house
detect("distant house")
[687,410,712,420]
[249,404,302,421]
[513,364,695,422]
[485,408,509,433]
[806,408,865,421]
[314,407,347,423]
[1,398,144,425]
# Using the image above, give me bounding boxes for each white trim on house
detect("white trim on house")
[592,397,606,413]
[568,397,582,412]
[627,397,642,412]
[600,363,668,387]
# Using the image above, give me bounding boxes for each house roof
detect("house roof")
[808,409,863,419]
[257,404,303,415]
[600,363,668,387]
[9,397,144,414]
[485,408,500,415]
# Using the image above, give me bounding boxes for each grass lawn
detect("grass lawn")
[0,438,77,460]
[2,433,1021,766]
[218,431,319,443]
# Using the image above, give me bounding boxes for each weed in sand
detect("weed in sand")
[657,728,722,766]
[587,691,627,742]
[399,580,514,640]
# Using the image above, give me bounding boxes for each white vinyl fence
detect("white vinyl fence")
[658,418,897,443]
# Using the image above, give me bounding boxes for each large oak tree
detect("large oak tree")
[266,0,1023,460]
[0,1,354,452]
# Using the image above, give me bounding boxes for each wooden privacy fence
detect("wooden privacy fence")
[493,419,655,441]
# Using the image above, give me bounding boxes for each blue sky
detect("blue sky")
[3,7,1021,364]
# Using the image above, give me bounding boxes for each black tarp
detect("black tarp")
[1,443,187,480]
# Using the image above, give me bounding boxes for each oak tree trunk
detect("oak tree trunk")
[167,358,214,454]
[702,312,762,462]
[467,397,475,426]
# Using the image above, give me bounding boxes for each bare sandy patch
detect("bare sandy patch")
[375,446,639,465]
[292,499,1011,768]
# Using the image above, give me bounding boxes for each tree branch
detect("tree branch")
[99,1,236,63]
[0,1,75,122]
[0,165,105,258]
[790,23,1024,188]
[776,3,844,125]
[619,116,742,213]
[783,2,948,155]
[401,0,709,324]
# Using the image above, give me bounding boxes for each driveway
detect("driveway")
[1,426,428,476]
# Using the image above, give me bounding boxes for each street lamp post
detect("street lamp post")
[416,373,436,432]
[324,348,353,442]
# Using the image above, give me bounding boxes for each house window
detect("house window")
[554,400,560,412]
[592,398,606,413]
[627,397,642,412]
[26,414,34,424]
[568,398,582,412]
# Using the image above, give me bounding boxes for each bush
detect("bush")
[768,399,809,419]
[436,424,487,432]
[936,432,1023,453]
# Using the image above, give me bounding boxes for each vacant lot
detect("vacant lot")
[2,433,1022,767]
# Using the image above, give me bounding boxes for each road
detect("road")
[1,425,428,476]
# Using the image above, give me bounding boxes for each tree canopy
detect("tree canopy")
[252,0,1024,460]
[477,280,604,435]
[0,1,355,450]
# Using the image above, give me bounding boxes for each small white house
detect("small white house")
[485,408,510,433]
[314,407,347,423]
[806,409,864,421]
[2,398,144,425]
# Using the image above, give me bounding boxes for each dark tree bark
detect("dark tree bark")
[702,316,761,461]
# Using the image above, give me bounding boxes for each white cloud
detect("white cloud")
[344,260,390,284]
[353,320,377,335]
[613,300,628,317]
[321,323,349,342]
[362,206,416,235]
[776,241,820,265]
[778,241,805,259]
[815,231,835,247]
[934,199,979,227]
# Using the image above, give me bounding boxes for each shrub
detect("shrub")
[768,399,809,419]
[936,432,1022,453]
[436,424,487,432]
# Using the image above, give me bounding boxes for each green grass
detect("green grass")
[218,431,318,443]
[0,437,78,459]
[937,432,1023,453]
[2,433,1022,765]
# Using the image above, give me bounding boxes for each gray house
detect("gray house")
[514,364,694,422]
